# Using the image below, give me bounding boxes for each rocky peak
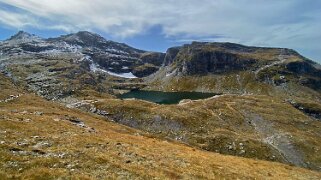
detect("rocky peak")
[9,31,31,40]
[8,31,42,42]
[50,31,107,47]
[49,31,144,54]
[74,31,107,44]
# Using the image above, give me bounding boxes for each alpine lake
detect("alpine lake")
[118,90,219,105]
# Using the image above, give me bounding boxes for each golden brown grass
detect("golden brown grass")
[1,74,321,179]
[92,93,321,170]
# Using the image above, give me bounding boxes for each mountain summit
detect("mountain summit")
[8,31,42,42]
[49,31,108,47]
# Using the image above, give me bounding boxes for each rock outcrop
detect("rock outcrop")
[161,42,299,75]
[147,41,321,96]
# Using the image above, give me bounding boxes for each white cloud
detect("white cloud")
[0,0,320,61]
[0,9,37,28]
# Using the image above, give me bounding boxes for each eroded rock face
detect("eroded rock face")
[178,50,256,75]
[160,42,320,77]
[286,60,321,76]
[162,42,265,75]
[140,52,165,67]
[132,65,159,77]
[299,77,321,91]
[163,47,180,66]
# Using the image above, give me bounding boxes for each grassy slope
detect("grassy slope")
[1,76,321,179]
[92,93,321,171]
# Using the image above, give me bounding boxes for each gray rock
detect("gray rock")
[239,150,246,155]
[33,141,52,149]
[34,111,44,116]
[17,141,29,147]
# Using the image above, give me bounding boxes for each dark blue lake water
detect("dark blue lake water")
[118,90,218,104]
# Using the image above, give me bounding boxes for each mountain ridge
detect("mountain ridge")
[146,40,321,97]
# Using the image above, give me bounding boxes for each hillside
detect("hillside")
[1,74,321,179]
[64,91,321,171]
[1,31,321,178]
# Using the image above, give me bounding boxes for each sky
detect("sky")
[0,0,320,63]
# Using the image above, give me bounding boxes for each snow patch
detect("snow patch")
[40,49,62,54]
[111,62,119,65]
[106,71,137,79]
[106,48,129,55]
[89,62,101,72]
[89,61,137,79]
[166,69,177,77]
[76,55,92,62]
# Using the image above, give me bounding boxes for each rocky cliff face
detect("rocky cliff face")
[161,42,313,75]
[140,52,165,66]
[175,42,263,75]
[147,41,321,96]
[163,47,181,66]
[178,50,256,75]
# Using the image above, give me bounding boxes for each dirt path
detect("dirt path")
[254,49,288,77]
